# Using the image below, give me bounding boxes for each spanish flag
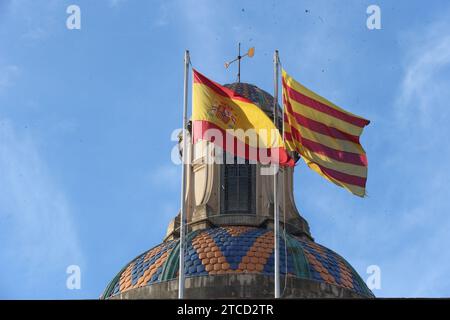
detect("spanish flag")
[192,69,293,166]
[282,69,370,196]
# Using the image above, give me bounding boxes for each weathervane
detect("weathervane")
[224,43,255,83]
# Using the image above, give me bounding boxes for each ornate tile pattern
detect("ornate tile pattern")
[107,240,176,297]
[224,83,275,113]
[295,237,373,297]
[102,226,373,298]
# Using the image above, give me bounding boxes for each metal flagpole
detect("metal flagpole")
[273,50,280,299]
[178,50,190,299]
[237,43,241,82]
[280,54,289,296]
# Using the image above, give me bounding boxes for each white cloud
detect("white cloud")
[0,65,20,92]
[152,2,171,27]
[386,18,450,297]
[396,21,450,128]
[8,0,59,42]
[109,0,127,8]
[0,118,84,298]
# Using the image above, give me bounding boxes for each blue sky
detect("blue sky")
[1,0,450,298]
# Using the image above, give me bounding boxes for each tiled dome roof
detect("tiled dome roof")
[223,82,280,115]
[102,226,373,298]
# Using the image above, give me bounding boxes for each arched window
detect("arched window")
[221,155,256,214]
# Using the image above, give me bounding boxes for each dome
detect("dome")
[102,226,373,299]
[223,82,281,116]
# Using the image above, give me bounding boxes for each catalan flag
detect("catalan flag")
[192,69,293,166]
[282,69,370,196]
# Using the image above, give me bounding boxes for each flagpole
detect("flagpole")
[280,53,287,297]
[178,50,190,299]
[273,50,280,299]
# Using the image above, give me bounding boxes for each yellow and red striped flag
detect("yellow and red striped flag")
[192,69,294,166]
[282,69,370,196]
